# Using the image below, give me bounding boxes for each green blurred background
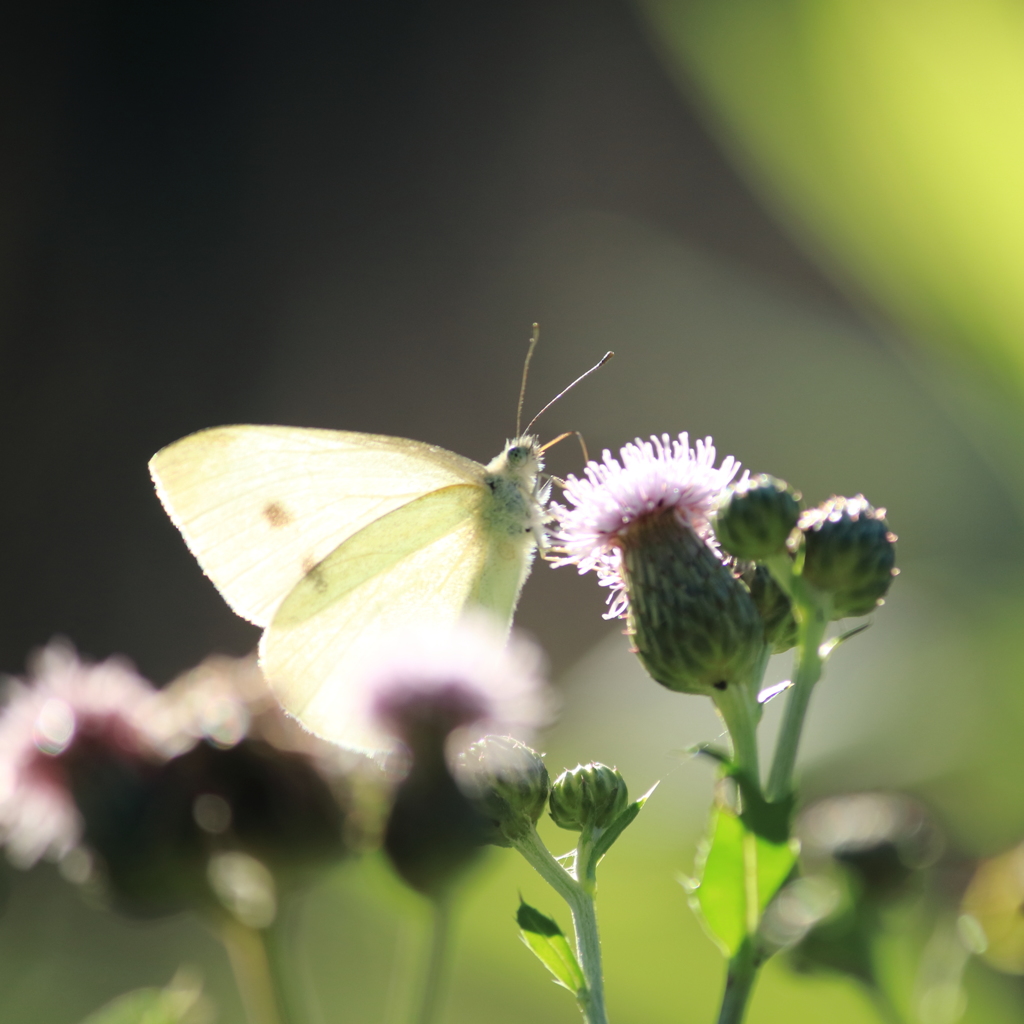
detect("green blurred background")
[4,0,1024,1020]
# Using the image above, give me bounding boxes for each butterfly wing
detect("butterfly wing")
[149,425,484,626]
[261,482,536,747]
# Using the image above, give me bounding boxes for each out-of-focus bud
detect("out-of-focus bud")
[798,497,897,618]
[743,564,798,654]
[621,513,766,698]
[549,763,628,833]
[798,792,941,903]
[77,655,353,919]
[455,735,549,847]
[714,475,801,561]
[383,750,489,899]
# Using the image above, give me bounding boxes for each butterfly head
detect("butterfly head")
[491,435,543,484]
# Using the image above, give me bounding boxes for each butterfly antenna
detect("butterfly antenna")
[539,430,591,465]
[516,323,541,437]
[524,351,614,435]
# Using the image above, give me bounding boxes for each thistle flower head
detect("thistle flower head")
[552,433,744,617]
[0,642,163,868]
[347,614,551,755]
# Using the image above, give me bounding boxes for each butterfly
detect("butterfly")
[149,336,609,748]
[150,425,550,747]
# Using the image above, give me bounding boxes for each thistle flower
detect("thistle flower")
[549,763,628,833]
[799,496,897,618]
[455,735,550,847]
[553,433,744,619]
[355,615,552,897]
[347,613,551,755]
[552,434,764,701]
[0,642,164,869]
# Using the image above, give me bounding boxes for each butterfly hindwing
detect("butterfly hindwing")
[261,483,502,745]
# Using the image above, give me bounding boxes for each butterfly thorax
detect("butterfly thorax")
[481,436,547,545]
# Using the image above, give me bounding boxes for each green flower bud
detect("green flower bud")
[620,510,766,698]
[713,475,801,561]
[799,496,897,618]
[455,735,550,847]
[743,563,798,654]
[549,763,628,833]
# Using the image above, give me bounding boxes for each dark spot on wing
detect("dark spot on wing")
[263,501,292,528]
[303,559,329,594]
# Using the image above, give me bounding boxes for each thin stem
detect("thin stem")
[514,827,608,1024]
[567,888,607,1024]
[220,918,284,1024]
[264,899,305,1024]
[765,595,828,803]
[716,943,758,1024]
[711,680,762,790]
[514,826,582,904]
[413,897,452,1024]
[764,553,831,804]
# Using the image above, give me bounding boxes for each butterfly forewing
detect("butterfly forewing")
[149,425,484,626]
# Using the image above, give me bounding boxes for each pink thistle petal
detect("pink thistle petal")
[551,433,744,618]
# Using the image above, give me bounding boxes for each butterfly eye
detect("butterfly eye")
[507,446,530,466]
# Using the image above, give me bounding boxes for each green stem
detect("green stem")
[514,827,608,1024]
[711,677,763,790]
[716,942,758,1024]
[413,898,452,1024]
[219,918,284,1024]
[764,554,831,804]
[264,900,304,1024]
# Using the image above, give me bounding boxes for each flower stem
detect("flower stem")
[413,897,453,1024]
[764,555,831,804]
[264,900,306,1024]
[711,677,763,790]
[219,917,284,1024]
[514,826,608,1024]
[765,601,828,802]
[716,942,758,1024]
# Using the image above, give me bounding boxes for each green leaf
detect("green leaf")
[688,808,799,957]
[78,974,207,1024]
[516,899,586,995]
[590,782,659,864]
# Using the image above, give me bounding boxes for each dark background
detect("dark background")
[0,0,855,683]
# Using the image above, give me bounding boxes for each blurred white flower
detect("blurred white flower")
[0,641,162,868]
[552,432,743,616]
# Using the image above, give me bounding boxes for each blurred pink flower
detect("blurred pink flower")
[551,433,743,617]
[342,614,552,755]
[0,641,163,868]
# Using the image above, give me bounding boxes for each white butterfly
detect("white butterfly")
[149,425,549,747]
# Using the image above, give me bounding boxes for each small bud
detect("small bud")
[799,496,897,618]
[714,475,801,561]
[455,735,549,847]
[743,564,798,654]
[549,763,628,833]
[620,510,766,697]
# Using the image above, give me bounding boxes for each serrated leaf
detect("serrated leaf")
[688,808,799,957]
[591,782,659,864]
[517,900,586,995]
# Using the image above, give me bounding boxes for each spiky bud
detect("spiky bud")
[549,763,628,833]
[714,475,801,561]
[620,510,766,698]
[455,735,549,847]
[743,563,798,654]
[799,496,897,618]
